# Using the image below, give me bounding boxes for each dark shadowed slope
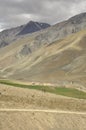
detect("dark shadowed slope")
[18,21,50,35]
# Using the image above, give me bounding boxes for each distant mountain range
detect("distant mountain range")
[0,13,86,49]
[0,12,86,90]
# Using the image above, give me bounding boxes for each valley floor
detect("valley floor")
[0,83,86,130]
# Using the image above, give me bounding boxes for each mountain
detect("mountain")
[0,12,86,91]
[0,21,50,48]
[0,25,23,48]
[18,21,50,35]
[33,12,86,46]
[0,13,86,49]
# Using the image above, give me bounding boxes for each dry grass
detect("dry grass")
[0,111,86,130]
[0,84,86,130]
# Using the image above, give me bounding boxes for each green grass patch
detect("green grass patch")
[0,79,86,99]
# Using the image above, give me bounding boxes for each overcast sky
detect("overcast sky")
[0,0,86,31]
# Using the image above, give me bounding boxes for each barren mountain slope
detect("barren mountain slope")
[0,13,86,90]
[17,30,86,89]
[0,29,85,90]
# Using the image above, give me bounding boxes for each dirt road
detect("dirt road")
[0,109,86,115]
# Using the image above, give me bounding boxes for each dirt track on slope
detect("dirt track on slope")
[0,108,86,114]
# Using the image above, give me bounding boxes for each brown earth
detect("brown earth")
[0,83,86,130]
[0,111,86,130]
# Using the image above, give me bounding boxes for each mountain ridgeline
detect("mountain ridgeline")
[0,12,86,90]
[0,21,50,48]
[0,13,86,49]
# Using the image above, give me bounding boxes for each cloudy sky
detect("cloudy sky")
[0,0,86,31]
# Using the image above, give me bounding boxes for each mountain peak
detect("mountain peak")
[18,21,50,35]
[28,21,36,25]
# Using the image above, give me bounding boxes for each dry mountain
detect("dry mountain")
[0,21,50,48]
[0,12,86,90]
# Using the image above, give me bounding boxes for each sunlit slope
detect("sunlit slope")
[0,111,86,130]
[0,29,86,89]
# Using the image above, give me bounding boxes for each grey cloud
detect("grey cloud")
[0,0,86,30]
